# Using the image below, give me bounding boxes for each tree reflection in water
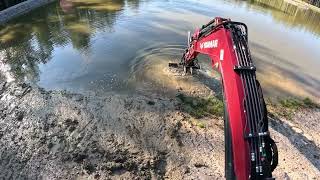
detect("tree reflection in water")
[0,0,319,89]
[0,0,141,83]
[246,0,320,36]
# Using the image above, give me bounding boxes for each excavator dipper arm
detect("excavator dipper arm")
[181,17,278,180]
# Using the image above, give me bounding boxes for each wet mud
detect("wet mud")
[1,80,320,179]
[0,81,226,179]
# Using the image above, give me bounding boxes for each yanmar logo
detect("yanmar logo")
[200,40,218,49]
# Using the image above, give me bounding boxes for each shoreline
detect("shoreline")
[0,81,319,179]
[287,0,320,12]
[0,0,56,25]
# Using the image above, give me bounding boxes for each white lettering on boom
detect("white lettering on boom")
[200,40,218,49]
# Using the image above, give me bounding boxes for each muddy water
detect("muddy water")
[0,0,319,100]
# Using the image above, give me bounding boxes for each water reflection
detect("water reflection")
[245,0,320,37]
[0,0,319,101]
[0,0,135,84]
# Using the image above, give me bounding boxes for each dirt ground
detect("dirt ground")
[0,76,320,179]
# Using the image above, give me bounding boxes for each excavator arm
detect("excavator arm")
[175,17,278,180]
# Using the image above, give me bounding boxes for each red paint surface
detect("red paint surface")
[184,18,250,180]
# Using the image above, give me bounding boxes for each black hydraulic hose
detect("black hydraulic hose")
[237,36,263,174]
[242,37,265,132]
[230,31,255,162]
[230,23,275,178]
[230,27,260,171]
[239,35,263,127]
[236,34,260,137]
[238,27,272,176]
[239,36,265,134]
[232,25,272,176]
[239,41,263,175]
[238,25,276,178]
[234,37,261,172]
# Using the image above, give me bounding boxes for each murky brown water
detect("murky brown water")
[0,0,320,100]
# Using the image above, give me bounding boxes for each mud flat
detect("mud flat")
[0,80,319,179]
[0,81,226,179]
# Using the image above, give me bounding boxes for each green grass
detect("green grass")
[302,97,319,108]
[197,122,206,128]
[176,93,224,119]
[268,97,319,120]
[185,118,207,129]
[279,97,319,109]
[279,98,302,110]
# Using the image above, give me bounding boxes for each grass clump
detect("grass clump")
[279,98,302,110]
[279,97,319,110]
[197,122,206,129]
[187,118,207,129]
[268,97,319,120]
[302,97,319,108]
[176,93,224,119]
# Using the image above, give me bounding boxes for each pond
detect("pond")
[0,0,320,101]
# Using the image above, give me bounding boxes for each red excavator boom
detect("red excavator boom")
[172,17,278,180]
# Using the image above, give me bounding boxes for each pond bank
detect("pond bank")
[294,0,320,12]
[0,81,319,179]
[0,0,55,24]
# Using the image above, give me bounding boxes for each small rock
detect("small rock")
[94,173,100,179]
[69,126,76,132]
[124,161,136,170]
[73,95,84,102]
[74,153,88,163]
[194,162,208,168]
[39,136,46,144]
[84,163,96,174]
[106,162,122,171]
[147,100,155,105]
[21,83,28,88]
[292,126,303,134]
[304,133,313,142]
[0,82,6,92]
[182,166,190,174]
[47,142,54,149]
[129,149,140,155]
[283,172,290,180]
[43,124,49,132]
[16,111,24,122]
[64,118,79,127]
